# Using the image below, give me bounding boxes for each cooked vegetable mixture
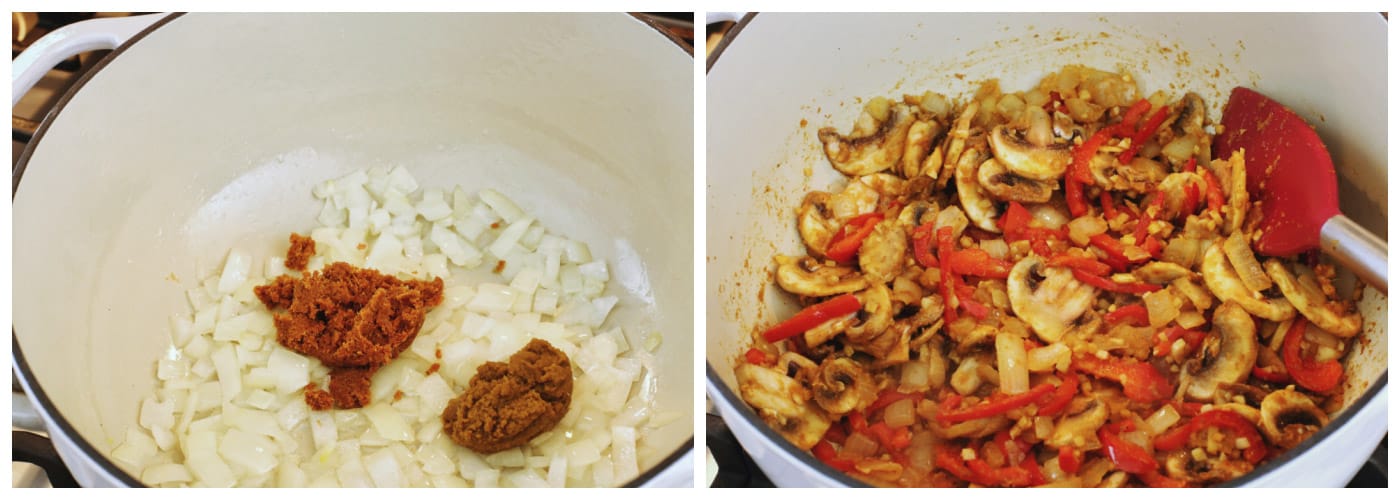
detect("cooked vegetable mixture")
[737,65,1364,487]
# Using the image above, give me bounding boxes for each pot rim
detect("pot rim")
[12,11,695,488]
[704,11,1389,488]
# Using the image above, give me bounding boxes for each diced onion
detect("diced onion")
[884,398,917,427]
[1143,289,1181,328]
[1026,343,1071,373]
[1143,404,1182,436]
[118,167,651,487]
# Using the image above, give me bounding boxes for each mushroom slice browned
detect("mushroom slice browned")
[901,117,944,179]
[954,146,1003,233]
[858,220,907,284]
[1090,155,1168,194]
[1047,397,1108,448]
[1201,241,1296,322]
[988,123,1071,181]
[1181,301,1258,401]
[797,191,840,257]
[976,157,1055,203]
[1264,259,1363,338]
[1133,261,1194,284]
[811,357,877,415]
[846,283,893,343]
[1007,255,1097,343]
[735,363,832,450]
[774,255,868,297]
[937,100,980,190]
[818,99,917,177]
[1258,387,1329,449]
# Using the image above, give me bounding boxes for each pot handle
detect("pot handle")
[13,430,81,487]
[11,13,167,107]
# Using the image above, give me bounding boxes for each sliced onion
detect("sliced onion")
[883,398,917,427]
[1224,231,1273,292]
[996,333,1030,394]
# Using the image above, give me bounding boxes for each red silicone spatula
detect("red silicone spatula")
[1213,87,1386,293]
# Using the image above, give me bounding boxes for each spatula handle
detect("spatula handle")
[1319,215,1387,294]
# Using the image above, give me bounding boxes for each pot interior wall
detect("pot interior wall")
[14,12,693,478]
[707,11,1385,436]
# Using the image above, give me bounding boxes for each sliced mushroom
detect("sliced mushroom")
[735,363,832,450]
[1047,398,1108,448]
[858,220,907,284]
[1181,301,1258,401]
[1133,261,1194,284]
[895,200,940,231]
[976,157,1055,203]
[954,146,1003,232]
[1007,255,1097,343]
[846,283,893,343]
[938,100,980,189]
[774,255,868,297]
[802,314,859,348]
[798,191,840,256]
[1091,156,1168,194]
[948,323,998,354]
[851,320,912,367]
[1259,387,1329,449]
[1163,451,1252,486]
[811,357,877,415]
[1171,92,1207,138]
[819,99,917,177]
[1200,241,1296,322]
[988,123,1072,181]
[1264,259,1362,338]
[901,118,944,179]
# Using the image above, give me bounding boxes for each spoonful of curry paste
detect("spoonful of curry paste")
[254,233,444,410]
[442,338,574,453]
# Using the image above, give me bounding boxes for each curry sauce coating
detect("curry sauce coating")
[442,339,574,453]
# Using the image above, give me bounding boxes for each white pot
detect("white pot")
[706,12,1386,487]
[13,12,694,487]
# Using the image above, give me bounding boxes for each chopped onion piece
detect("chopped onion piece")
[216,248,252,294]
[996,333,1030,394]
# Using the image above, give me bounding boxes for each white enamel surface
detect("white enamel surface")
[707,12,1386,487]
[14,12,693,486]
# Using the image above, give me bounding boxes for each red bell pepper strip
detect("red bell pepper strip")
[867,422,912,452]
[1180,182,1201,224]
[1153,410,1267,464]
[1153,326,1206,357]
[1281,317,1343,392]
[1070,129,1112,184]
[867,389,924,414]
[1048,253,1112,277]
[1117,104,1171,165]
[1075,355,1174,403]
[825,212,884,263]
[936,447,982,485]
[999,201,1067,244]
[823,424,848,446]
[812,440,855,472]
[1182,156,1198,173]
[1103,304,1150,327]
[744,348,773,366]
[1132,191,1166,244]
[1072,268,1163,294]
[954,285,991,319]
[966,457,1044,487]
[1036,370,1079,416]
[1086,233,1140,272]
[911,222,939,267]
[937,383,1056,425]
[1252,365,1292,384]
[1200,168,1226,212]
[1098,423,1159,474]
[761,294,862,343]
[1141,236,1164,259]
[1118,99,1153,131]
[1066,177,1090,218]
[946,248,1013,279]
[1100,191,1121,220]
[1058,446,1083,474]
[847,410,869,435]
